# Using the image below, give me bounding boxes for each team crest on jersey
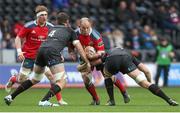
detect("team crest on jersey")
[98,41,104,46]
[31,30,36,34]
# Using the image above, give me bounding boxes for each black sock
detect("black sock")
[41,84,61,101]
[148,84,170,102]
[11,80,33,99]
[105,78,114,101]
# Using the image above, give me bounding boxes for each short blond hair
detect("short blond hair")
[35,5,48,14]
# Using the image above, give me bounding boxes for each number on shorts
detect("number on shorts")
[48,30,56,37]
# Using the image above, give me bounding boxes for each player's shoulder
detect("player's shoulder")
[90,29,101,40]
[74,28,80,35]
[46,22,54,28]
[24,20,36,28]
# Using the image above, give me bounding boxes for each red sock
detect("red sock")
[10,76,17,83]
[86,83,99,101]
[55,92,62,101]
[114,78,126,93]
[50,84,62,101]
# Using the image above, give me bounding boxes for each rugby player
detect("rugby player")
[71,18,130,105]
[5,5,67,106]
[86,47,179,106]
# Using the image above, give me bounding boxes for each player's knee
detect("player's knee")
[54,71,67,82]
[82,73,92,84]
[19,68,31,78]
[111,76,116,82]
[139,81,151,89]
[18,76,28,83]
[31,79,40,84]
[134,73,147,86]
[32,72,44,82]
[82,75,89,84]
[103,68,112,78]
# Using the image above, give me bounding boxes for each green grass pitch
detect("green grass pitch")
[0,87,180,112]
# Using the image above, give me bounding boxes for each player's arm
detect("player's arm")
[73,40,89,63]
[93,37,105,56]
[67,42,77,61]
[15,26,29,61]
[73,40,91,71]
[15,35,25,61]
[71,30,91,70]
[84,46,105,66]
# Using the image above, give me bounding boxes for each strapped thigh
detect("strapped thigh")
[103,67,113,77]
[54,71,67,81]
[134,73,147,83]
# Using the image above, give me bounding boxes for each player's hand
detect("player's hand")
[17,52,25,61]
[77,62,91,72]
[61,55,65,62]
[169,52,175,58]
[69,52,77,61]
[86,62,91,72]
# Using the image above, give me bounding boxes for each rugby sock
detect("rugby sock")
[50,84,62,101]
[56,92,62,101]
[41,84,61,101]
[113,77,126,95]
[105,78,114,101]
[85,83,99,101]
[11,80,33,99]
[10,76,17,83]
[148,84,170,101]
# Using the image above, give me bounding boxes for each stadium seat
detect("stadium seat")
[5,0,14,5]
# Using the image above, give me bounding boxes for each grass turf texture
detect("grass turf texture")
[0,87,180,112]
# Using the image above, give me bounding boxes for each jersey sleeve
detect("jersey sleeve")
[17,26,30,39]
[71,30,78,42]
[132,56,141,66]
[93,36,105,51]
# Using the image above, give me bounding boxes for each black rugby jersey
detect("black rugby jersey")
[41,25,78,53]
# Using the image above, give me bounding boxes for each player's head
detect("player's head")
[35,5,48,25]
[79,17,92,36]
[159,35,169,46]
[56,12,70,27]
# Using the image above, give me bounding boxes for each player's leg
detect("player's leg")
[4,65,43,106]
[103,67,115,106]
[44,67,68,105]
[40,63,67,105]
[111,75,130,103]
[99,63,130,104]
[81,71,100,105]
[5,59,34,93]
[155,65,162,86]
[5,71,18,93]
[163,65,170,87]
[128,68,178,106]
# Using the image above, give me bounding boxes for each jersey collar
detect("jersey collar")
[34,20,48,27]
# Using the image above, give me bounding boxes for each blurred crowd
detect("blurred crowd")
[0,0,180,61]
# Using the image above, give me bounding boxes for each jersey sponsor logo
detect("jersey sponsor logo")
[30,35,46,42]
[98,41,104,47]
[31,30,36,34]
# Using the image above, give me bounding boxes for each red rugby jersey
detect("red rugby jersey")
[17,20,53,59]
[75,28,104,51]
